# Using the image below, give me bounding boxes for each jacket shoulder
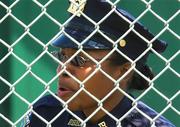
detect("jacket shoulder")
[21,94,65,127]
[33,94,62,109]
[125,101,176,127]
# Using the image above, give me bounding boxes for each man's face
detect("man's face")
[56,48,128,111]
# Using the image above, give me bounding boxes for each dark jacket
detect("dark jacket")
[21,94,175,127]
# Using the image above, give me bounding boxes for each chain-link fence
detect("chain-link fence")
[0,0,179,127]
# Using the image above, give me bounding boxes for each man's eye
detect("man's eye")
[59,54,67,62]
[76,56,86,66]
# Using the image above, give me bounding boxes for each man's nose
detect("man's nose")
[57,62,75,76]
[56,64,62,73]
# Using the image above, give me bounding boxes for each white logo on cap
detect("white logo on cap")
[68,0,87,17]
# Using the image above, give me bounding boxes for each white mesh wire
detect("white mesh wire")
[0,0,179,127]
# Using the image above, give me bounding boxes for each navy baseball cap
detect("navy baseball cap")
[52,0,167,61]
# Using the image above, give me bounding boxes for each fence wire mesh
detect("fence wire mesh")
[0,0,179,127]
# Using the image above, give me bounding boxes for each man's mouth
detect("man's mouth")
[59,87,71,91]
[58,86,74,97]
[57,76,77,97]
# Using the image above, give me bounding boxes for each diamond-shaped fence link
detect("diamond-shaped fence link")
[0,0,179,127]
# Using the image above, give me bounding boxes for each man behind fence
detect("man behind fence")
[22,0,175,127]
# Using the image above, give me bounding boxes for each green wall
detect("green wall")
[0,0,179,126]
[0,1,11,127]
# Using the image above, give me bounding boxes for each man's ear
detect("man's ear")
[113,62,132,79]
[117,62,134,89]
[119,62,132,75]
[122,62,131,71]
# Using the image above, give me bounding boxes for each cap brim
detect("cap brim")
[52,32,112,49]
[51,33,78,48]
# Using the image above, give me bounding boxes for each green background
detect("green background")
[0,0,179,126]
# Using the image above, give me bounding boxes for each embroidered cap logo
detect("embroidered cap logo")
[68,0,87,17]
